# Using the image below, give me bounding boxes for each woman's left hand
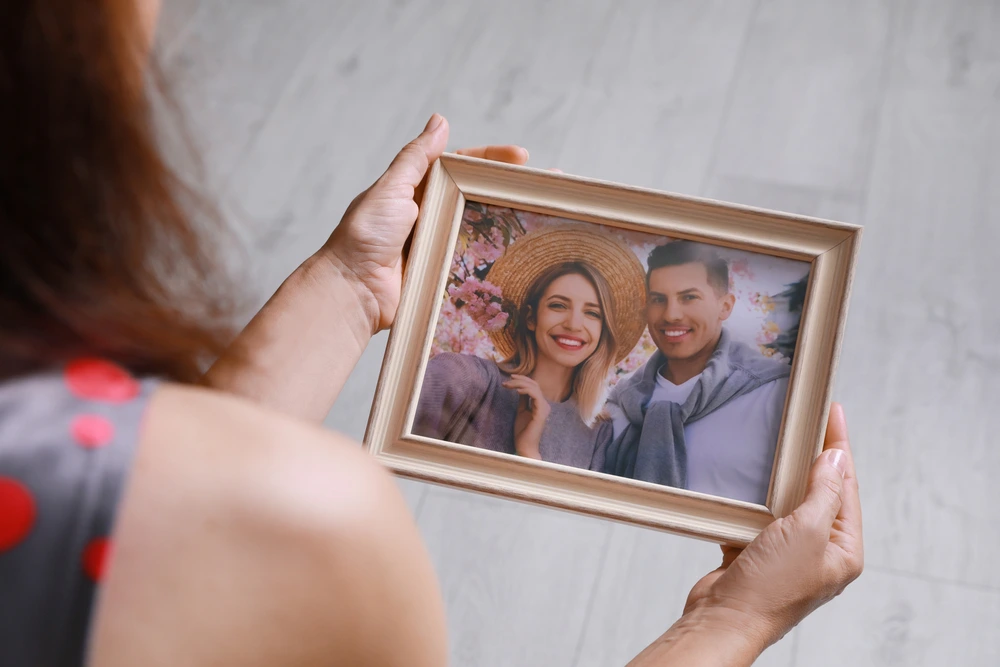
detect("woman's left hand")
[627,403,863,665]
[322,114,529,334]
[683,404,862,640]
[504,374,551,460]
[504,374,552,424]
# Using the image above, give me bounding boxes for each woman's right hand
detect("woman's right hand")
[503,374,551,460]
[629,403,863,665]
[323,115,528,334]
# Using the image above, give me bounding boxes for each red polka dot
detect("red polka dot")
[65,359,140,403]
[82,538,112,582]
[0,477,36,551]
[71,414,116,448]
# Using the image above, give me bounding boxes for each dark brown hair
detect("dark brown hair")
[646,241,730,295]
[0,0,240,382]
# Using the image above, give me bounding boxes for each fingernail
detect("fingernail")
[828,450,847,478]
[424,113,444,132]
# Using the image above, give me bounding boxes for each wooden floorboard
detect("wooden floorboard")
[163,1,1000,663]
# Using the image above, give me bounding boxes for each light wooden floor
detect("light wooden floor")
[159,1,1000,665]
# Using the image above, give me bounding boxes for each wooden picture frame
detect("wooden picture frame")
[363,153,861,546]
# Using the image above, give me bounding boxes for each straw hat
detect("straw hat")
[486,224,647,363]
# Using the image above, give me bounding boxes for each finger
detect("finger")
[826,403,863,541]
[825,403,858,493]
[502,379,531,392]
[456,145,529,165]
[506,375,537,388]
[796,445,847,533]
[382,114,450,192]
[511,386,547,406]
[505,383,542,400]
[824,403,854,476]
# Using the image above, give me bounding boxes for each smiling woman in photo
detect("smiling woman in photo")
[0,1,866,664]
[413,226,646,469]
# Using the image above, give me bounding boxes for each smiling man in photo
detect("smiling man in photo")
[599,241,791,505]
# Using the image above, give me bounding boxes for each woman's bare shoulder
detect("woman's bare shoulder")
[88,383,447,667]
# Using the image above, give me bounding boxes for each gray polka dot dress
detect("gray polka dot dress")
[0,359,159,666]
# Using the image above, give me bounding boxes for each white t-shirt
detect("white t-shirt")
[612,369,788,505]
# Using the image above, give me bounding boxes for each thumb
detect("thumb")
[796,448,847,530]
[380,113,450,190]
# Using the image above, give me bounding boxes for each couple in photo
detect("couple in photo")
[414,225,791,504]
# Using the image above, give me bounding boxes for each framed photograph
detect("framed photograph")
[364,153,861,546]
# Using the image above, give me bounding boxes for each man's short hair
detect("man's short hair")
[646,241,729,295]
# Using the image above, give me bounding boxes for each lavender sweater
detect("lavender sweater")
[412,353,612,471]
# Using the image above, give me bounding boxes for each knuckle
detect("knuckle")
[846,552,865,580]
[395,140,421,160]
[777,515,800,543]
[684,580,709,609]
[401,140,428,164]
[816,475,843,500]
[786,512,824,543]
[343,189,369,216]
[829,554,863,591]
[819,567,846,597]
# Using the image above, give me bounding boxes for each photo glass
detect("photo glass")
[411,201,810,505]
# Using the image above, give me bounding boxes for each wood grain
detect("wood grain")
[161,1,353,191]
[555,0,759,194]
[574,523,797,667]
[793,567,1000,665]
[708,0,895,195]
[418,487,613,666]
[366,153,858,545]
[844,70,1000,591]
[167,0,1000,663]
[155,0,203,58]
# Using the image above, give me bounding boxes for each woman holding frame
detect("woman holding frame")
[0,0,863,664]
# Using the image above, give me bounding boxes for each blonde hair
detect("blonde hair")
[498,262,619,423]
